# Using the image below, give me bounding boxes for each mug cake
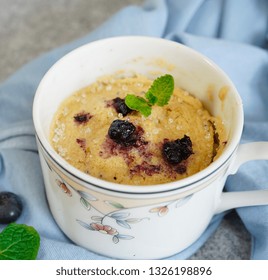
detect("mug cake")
[50,73,226,185]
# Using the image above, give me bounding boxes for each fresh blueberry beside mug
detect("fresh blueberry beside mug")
[0,191,23,224]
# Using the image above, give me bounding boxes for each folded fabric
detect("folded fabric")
[0,0,267,260]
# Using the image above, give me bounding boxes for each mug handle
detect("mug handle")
[215,142,268,214]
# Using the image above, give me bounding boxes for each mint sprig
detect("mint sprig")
[125,74,174,117]
[124,95,152,117]
[0,223,40,260]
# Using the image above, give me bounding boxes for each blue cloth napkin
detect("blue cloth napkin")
[0,0,268,260]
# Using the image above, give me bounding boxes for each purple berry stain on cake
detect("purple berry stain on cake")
[74,111,92,124]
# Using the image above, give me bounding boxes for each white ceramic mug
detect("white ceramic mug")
[33,36,268,259]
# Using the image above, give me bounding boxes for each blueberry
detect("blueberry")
[73,111,92,124]
[112,97,133,116]
[162,135,193,164]
[108,119,137,146]
[0,192,23,224]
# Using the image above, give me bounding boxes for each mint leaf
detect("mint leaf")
[124,74,174,117]
[0,223,40,260]
[125,94,152,117]
[145,74,174,106]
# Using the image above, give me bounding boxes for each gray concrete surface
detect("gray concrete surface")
[0,0,251,259]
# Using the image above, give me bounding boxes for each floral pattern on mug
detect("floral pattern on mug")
[76,219,134,244]
[149,205,169,216]
[89,222,118,235]
[76,202,148,243]
[149,194,193,217]
[56,179,72,197]
[46,158,194,244]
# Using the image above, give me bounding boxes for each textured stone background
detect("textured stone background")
[0,0,251,259]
